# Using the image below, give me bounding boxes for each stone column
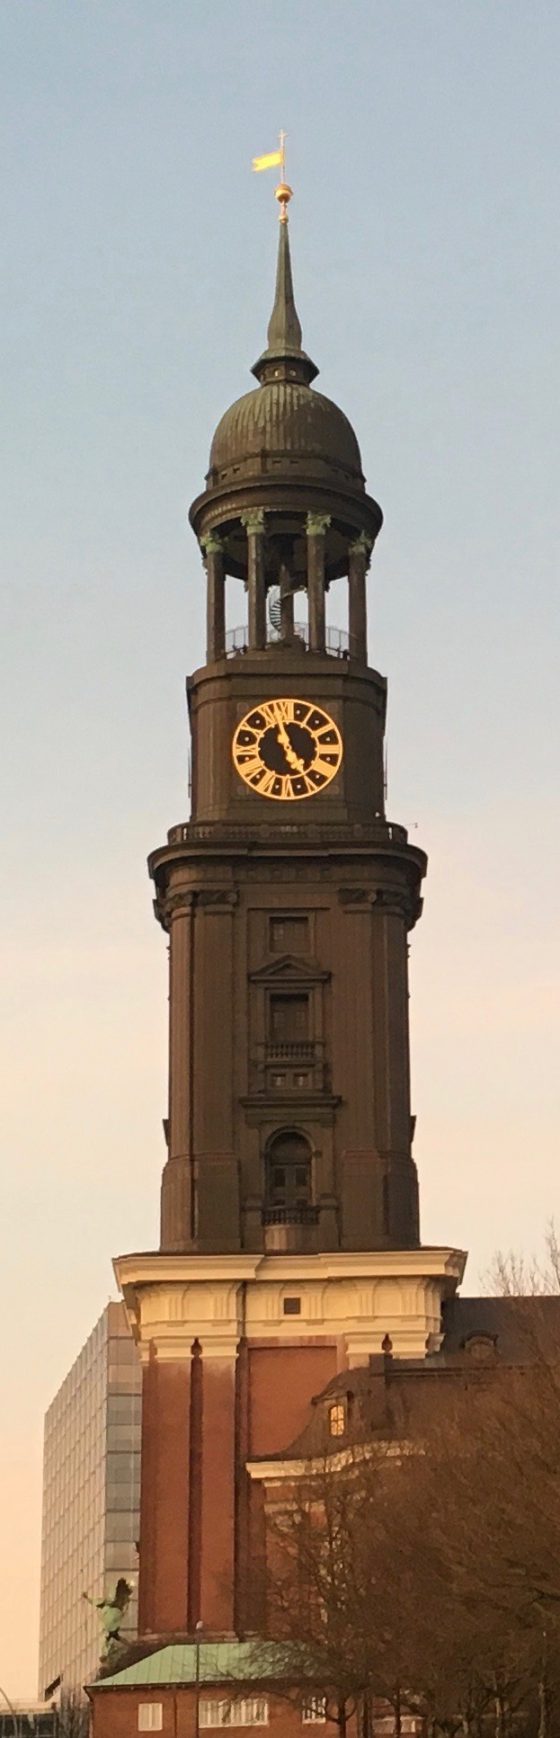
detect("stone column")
[348,531,372,664]
[241,510,266,650]
[160,890,195,1251]
[201,533,225,662]
[306,513,331,652]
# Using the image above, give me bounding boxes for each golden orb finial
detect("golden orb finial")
[252,133,293,221]
[275,181,293,223]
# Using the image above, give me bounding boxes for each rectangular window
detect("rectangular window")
[270,915,309,954]
[283,1296,302,1316]
[200,1699,269,1728]
[138,1706,163,1731]
[107,1422,140,1449]
[302,1699,327,1724]
[269,994,309,1041]
[106,1510,138,1540]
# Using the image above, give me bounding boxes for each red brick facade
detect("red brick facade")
[90,1684,357,1738]
[137,1337,338,1638]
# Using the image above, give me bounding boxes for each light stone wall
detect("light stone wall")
[115,1246,466,1366]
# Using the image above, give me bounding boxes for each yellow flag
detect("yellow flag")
[252,150,283,173]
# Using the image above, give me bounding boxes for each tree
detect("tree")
[56,1692,90,1737]
[259,1350,560,1736]
[487,1222,560,1298]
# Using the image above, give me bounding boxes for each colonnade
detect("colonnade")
[201,514,373,664]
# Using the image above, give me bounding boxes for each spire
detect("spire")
[252,203,318,386]
[266,215,302,355]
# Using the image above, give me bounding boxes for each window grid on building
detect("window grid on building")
[302,1698,327,1724]
[328,1402,345,1437]
[200,1698,269,1727]
[39,1301,141,1695]
[270,916,309,954]
[138,1706,163,1731]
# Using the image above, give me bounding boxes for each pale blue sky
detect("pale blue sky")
[1,0,559,1695]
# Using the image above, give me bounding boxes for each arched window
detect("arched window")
[266,1131,312,1211]
[328,1403,345,1439]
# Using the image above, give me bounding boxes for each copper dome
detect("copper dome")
[204,213,364,494]
[208,377,364,486]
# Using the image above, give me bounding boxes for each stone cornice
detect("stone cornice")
[114,1248,467,1366]
[115,1246,467,1290]
[246,1440,403,1483]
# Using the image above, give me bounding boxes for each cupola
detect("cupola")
[189,186,383,665]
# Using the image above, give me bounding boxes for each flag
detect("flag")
[252,150,283,173]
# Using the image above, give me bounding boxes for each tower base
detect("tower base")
[115,1245,466,1638]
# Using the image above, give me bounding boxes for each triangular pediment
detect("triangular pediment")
[249,953,330,985]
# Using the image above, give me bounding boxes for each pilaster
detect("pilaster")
[161,891,195,1251]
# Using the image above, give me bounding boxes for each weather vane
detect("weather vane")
[252,129,293,221]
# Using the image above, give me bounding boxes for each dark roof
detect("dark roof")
[251,1296,560,1468]
[209,379,363,485]
[441,1293,560,1361]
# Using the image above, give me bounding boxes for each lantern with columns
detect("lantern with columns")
[190,203,383,671]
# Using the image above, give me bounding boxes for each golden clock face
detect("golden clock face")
[232,698,343,801]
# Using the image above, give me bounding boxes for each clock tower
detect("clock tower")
[115,186,464,1646]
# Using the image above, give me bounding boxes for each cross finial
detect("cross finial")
[252,130,293,221]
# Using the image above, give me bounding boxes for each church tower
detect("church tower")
[115,184,464,1645]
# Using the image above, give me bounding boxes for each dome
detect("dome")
[203,210,365,495]
[209,378,363,485]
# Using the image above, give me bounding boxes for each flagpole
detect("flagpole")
[251,132,293,222]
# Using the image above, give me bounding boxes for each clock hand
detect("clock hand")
[276,720,305,775]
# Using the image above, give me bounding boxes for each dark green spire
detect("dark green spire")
[266,216,302,354]
[252,215,318,385]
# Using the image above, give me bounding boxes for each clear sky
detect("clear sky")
[1,0,559,1698]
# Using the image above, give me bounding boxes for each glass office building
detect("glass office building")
[0,1705,58,1736]
[39,1302,141,1696]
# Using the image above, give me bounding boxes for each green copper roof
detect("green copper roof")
[93,1639,305,1690]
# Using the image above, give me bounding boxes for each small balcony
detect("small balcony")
[252,1040,328,1096]
[262,1204,320,1255]
[267,1040,316,1065]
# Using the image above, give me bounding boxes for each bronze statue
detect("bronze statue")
[82,1578,133,1663]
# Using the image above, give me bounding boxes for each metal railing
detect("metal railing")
[225,623,357,660]
[166,820,409,847]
